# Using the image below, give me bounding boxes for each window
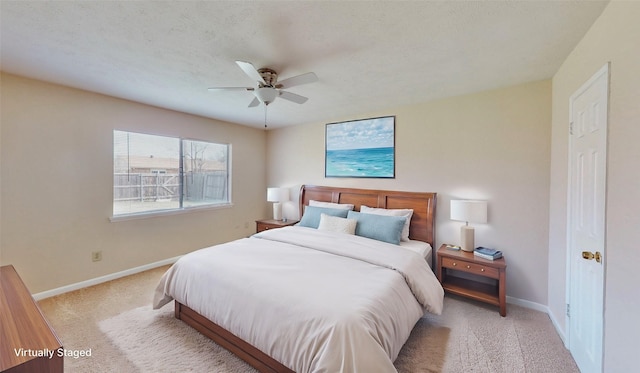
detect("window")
[113,131,230,217]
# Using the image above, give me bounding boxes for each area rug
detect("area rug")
[99,305,256,372]
[98,297,579,372]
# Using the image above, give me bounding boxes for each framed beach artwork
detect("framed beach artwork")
[325,116,395,178]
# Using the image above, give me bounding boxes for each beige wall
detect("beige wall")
[267,80,552,305]
[549,2,640,371]
[0,73,267,293]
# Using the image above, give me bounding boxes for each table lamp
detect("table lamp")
[450,200,488,252]
[267,187,289,221]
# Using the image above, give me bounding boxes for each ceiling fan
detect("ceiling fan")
[208,60,318,108]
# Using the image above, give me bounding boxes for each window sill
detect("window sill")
[109,203,233,222]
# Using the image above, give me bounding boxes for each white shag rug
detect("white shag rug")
[99,305,257,373]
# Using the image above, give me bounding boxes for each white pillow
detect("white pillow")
[309,200,354,210]
[317,213,357,235]
[360,205,413,241]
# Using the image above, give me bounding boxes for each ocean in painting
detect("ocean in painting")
[325,147,394,177]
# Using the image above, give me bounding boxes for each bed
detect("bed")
[153,185,443,373]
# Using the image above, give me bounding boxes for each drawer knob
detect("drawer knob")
[452,262,457,266]
[481,268,485,272]
[466,265,470,269]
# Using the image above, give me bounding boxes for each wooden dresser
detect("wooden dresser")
[0,265,63,373]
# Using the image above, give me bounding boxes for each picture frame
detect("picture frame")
[325,115,395,178]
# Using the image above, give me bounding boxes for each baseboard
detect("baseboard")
[32,256,181,301]
[506,295,548,313]
[506,296,568,347]
[547,308,568,347]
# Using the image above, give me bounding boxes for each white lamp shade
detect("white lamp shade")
[267,187,289,203]
[450,200,487,224]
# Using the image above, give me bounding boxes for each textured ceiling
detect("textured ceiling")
[1,1,608,129]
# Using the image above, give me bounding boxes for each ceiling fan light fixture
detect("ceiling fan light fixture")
[255,87,278,105]
[208,60,317,116]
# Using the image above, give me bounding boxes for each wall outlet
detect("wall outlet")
[91,251,102,262]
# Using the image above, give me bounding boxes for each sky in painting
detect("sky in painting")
[326,116,394,151]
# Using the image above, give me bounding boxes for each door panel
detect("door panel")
[568,63,608,373]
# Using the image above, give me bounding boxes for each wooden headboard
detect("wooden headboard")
[299,185,437,247]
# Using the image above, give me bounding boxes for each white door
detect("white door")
[567,63,608,373]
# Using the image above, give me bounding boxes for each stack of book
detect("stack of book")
[474,247,503,260]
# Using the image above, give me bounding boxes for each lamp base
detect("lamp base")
[460,225,475,252]
[272,202,282,221]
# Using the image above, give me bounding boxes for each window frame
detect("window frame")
[110,130,232,221]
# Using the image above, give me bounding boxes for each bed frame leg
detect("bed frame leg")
[174,300,181,319]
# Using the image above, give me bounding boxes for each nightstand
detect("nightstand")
[255,219,299,233]
[436,244,507,316]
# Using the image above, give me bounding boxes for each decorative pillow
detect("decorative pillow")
[309,200,355,210]
[360,205,413,241]
[298,206,350,229]
[317,213,357,235]
[347,211,406,245]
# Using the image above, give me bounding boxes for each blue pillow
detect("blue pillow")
[298,206,350,229]
[347,211,406,245]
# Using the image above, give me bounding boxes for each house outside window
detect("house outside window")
[113,130,230,217]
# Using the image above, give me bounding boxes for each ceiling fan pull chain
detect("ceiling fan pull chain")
[264,104,268,129]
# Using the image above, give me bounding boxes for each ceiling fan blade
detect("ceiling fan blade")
[248,96,260,107]
[236,60,266,85]
[279,91,308,104]
[276,72,318,89]
[207,87,254,91]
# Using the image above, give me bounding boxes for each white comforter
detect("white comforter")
[153,226,444,373]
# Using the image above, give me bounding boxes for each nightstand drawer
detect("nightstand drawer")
[441,257,500,279]
[257,222,275,232]
[255,219,299,233]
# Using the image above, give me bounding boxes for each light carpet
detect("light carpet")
[38,266,579,372]
[98,297,579,373]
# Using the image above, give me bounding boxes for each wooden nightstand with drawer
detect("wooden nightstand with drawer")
[437,244,507,316]
[255,219,298,233]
